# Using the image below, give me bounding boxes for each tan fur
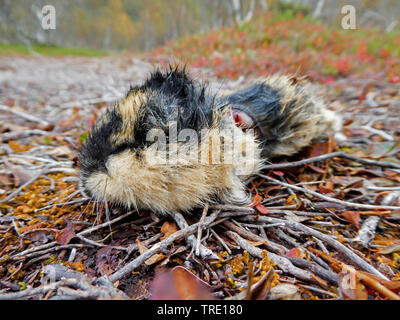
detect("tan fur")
[110,89,147,145]
[86,118,263,213]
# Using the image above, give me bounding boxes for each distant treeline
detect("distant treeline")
[0,0,398,51]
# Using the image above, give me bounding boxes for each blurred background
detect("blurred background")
[0,0,399,52]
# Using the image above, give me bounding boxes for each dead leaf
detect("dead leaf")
[160,221,178,240]
[8,141,32,153]
[96,246,114,276]
[339,272,368,300]
[145,253,166,266]
[48,146,72,158]
[286,247,306,259]
[136,238,148,254]
[136,239,166,266]
[149,266,213,300]
[55,220,76,245]
[343,211,360,229]
[255,203,269,215]
[270,283,301,300]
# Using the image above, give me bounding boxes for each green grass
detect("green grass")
[0,44,109,57]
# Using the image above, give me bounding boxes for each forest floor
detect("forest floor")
[0,13,400,300]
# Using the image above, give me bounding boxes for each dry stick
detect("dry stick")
[0,104,50,126]
[224,231,319,284]
[357,271,400,300]
[223,221,337,284]
[261,151,400,171]
[0,281,62,300]
[222,220,287,255]
[34,198,89,213]
[310,248,400,300]
[259,174,400,211]
[0,129,50,143]
[196,206,208,257]
[109,211,220,283]
[239,215,388,280]
[210,228,232,255]
[211,204,255,213]
[9,211,136,260]
[75,234,128,251]
[170,211,219,260]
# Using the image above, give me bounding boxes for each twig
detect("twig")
[109,211,220,282]
[170,211,219,260]
[224,231,320,284]
[310,249,400,300]
[222,220,287,255]
[9,211,136,261]
[0,129,50,143]
[239,215,388,280]
[33,198,89,213]
[261,151,400,171]
[259,174,400,211]
[196,206,208,256]
[0,172,43,204]
[210,228,232,255]
[0,282,62,300]
[0,104,50,126]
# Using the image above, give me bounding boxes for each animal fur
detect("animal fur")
[79,67,341,214]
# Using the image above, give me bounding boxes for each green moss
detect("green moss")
[0,44,109,57]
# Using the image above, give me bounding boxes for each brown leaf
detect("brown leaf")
[55,220,76,245]
[343,211,360,229]
[0,173,13,188]
[145,253,166,266]
[255,203,269,215]
[96,246,114,276]
[149,266,213,300]
[136,239,166,266]
[160,221,178,240]
[136,238,148,254]
[7,141,32,153]
[286,247,306,259]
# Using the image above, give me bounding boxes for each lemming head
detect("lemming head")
[79,68,259,213]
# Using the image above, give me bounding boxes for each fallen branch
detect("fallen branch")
[261,151,400,171]
[259,174,400,211]
[309,248,400,300]
[0,129,51,143]
[238,215,388,280]
[109,211,220,282]
[170,211,219,260]
[0,104,50,126]
[224,230,326,285]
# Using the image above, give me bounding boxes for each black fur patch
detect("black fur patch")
[137,67,216,134]
[79,107,123,179]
